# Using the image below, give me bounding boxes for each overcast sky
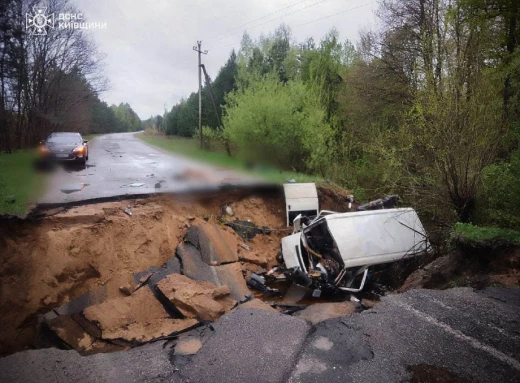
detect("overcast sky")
[75,0,379,119]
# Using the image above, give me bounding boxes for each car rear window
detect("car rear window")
[47,135,81,144]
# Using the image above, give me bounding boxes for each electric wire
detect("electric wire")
[206,0,334,48]
[211,1,376,51]
[205,0,310,43]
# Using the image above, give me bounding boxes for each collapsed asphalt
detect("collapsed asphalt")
[1,288,518,383]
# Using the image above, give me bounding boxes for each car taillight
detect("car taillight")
[73,146,85,154]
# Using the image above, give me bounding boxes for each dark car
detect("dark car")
[39,132,89,167]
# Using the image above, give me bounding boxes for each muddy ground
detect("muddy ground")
[0,188,293,356]
[1,185,518,358]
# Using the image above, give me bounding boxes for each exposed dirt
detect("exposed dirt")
[0,188,288,356]
[401,246,520,291]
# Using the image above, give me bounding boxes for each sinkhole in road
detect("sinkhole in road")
[0,186,394,357]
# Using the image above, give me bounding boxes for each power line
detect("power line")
[206,0,333,48]
[212,1,376,51]
[205,0,310,43]
[293,1,376,28]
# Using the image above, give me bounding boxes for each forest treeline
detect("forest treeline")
[154,0,520,230]
[0,0,141,153]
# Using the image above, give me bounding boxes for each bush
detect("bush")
[477,149,520,230]
[223,75,332,173]
[193,126,227,152]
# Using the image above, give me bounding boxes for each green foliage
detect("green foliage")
[478,148,520,229]
[137,132,321,185]
[162,50,238,137]
[91,99,124,134]
[452,223,520,246]
[0,150,42,215]
[223,74,332,173]
[110,103,142,132]
[193,126,226,152]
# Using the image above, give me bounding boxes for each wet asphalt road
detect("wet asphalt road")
[39,132,262,205]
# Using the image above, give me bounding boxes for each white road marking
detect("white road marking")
[394,300,520,371]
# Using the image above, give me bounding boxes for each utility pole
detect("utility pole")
[193,41,207,149]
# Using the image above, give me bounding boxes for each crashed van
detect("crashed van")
[280,208,430,294]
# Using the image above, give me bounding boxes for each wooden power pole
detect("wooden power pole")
[193,41,207,149]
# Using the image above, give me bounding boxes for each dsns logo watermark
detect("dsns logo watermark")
[26,6,54,35]
[25,5,107,36]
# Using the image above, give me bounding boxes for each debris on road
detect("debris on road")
[225,219,269,240]
[246,273,280,297]
[119,284,133,296]
[239,242,252,251]
[225,205,234,216]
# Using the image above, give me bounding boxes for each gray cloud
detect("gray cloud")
[76,0,378,119]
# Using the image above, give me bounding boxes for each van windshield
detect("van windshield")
[303,220,344,276]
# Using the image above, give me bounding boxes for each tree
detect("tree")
[223,74,332,173]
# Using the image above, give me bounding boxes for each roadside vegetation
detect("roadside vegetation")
[144,0,520,244]
[0,0,143,214]
[452,223,520,247]
[138,130,320,185]
[1,0,143,154]
[0,150,41,216]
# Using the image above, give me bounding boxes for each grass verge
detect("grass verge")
[136,132,321,184]
[452,222,520,246]
[0,150,43,216]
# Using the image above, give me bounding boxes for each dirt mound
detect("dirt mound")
[0,188,286,356]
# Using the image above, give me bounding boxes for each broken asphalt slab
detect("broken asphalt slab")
[185,222,239,265]
[83,286,198,343]
[176,242,251,302]
[157,273,236,322]
[179,308,312,383]
[1,288,518,382]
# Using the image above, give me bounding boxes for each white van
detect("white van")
[281,208,430,293]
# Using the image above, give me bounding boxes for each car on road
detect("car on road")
[39,132,89,167]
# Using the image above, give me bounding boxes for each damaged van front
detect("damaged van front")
[280,208,430,295]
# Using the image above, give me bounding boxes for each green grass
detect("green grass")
[137,132,322,184]
[452,222,520,246]
[82,134,99,141]
[0,150,43,216]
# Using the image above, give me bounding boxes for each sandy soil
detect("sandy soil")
[0,188,287,356]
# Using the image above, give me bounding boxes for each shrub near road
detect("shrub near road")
[0,151,41,216]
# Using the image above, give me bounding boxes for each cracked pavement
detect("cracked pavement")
[1,287,519,383]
